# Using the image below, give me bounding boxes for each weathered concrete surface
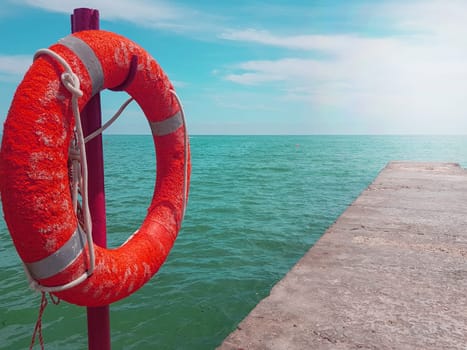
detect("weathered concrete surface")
[218,162,467,350]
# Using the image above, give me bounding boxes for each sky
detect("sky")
[1,0,467,135]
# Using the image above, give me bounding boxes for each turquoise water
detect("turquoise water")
[1,135,467,349]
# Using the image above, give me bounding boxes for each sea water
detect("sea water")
[1,135,467,349]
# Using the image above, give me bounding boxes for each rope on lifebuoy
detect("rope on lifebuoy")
[84,97,134,143]
[22,48,95,293]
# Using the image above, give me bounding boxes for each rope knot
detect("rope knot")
[61,72,83,97]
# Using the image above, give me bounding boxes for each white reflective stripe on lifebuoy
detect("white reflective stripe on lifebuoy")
[150,111,184,136]
[24,225,87,280]
[59,35,104,96]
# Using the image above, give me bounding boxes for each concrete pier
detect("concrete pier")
[218,162,467,350]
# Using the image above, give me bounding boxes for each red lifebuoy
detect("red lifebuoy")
[0,30,190,306]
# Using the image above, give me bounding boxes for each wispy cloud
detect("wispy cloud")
[0,55,32,82]
[220,29,378,53]
[171,80,189,88]
[14,0,220,33]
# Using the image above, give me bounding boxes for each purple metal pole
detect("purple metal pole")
[71,8,111,350]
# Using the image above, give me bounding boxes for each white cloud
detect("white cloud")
[14,0,218,33]
[220,29,376,54]
[219,1,467,133]
[171,80,189,88]
[383,0,467,37]
[0,55,32,81]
